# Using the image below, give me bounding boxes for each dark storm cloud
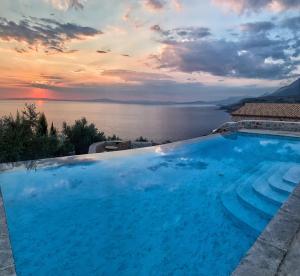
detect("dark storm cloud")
[0,16,101,53]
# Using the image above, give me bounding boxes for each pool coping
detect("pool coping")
[232,182,300,276]
[0,189,16,276]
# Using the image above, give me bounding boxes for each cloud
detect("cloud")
[101,69,172,82]
[282,15,300,32]
[144,0,166,11]
[172,0,182,11]
[14,47,27,53]
[96,50,109,54]
[46,0,86,11]
[0,17,101,53]
[151,20,300,80]
[213,0,300,13]
[151,25,211,42]
[240,21,276,33]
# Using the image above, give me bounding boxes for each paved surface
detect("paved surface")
[278,227,300,275]
[0,190,16,276]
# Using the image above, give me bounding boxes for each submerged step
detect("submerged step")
[235,163,280,219]
[237,184,278,219]
[283,165,300,185]
[252,180,288,206]
[268,174,294,195]
[221,192,268,235]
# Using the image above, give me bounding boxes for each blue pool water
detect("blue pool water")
[1,132,300,275]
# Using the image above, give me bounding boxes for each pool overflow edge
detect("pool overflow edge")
[0,188,16,276]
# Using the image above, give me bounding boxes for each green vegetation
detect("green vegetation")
[0,104,172,164]
[0,104,112,163]
[62,118,105,155]
[135,136,149,142]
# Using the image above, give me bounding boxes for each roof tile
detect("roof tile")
[232,103,300,119]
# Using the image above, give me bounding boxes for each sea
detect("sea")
[0,100,230,142]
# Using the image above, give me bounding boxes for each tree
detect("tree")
[107,134,121,141]
[0,105,121,163]
[0,105,64,162]
[62,117,106,155]
[135,136,148,142]
[36,113,48,136]
[50,122,57,137]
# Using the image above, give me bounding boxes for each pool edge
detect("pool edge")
[232,182,300,276]
[0,133,223,173]
[0,188,16,276]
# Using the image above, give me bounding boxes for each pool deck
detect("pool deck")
[0,190,16,276]
[233,183,300,276]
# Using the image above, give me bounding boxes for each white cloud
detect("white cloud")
[46,0,86,11]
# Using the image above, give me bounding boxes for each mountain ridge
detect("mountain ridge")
[225,78,300,111]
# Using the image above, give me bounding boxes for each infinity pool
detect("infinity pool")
[1,132,300,275]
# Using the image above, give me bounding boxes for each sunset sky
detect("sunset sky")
[0,0,299,102]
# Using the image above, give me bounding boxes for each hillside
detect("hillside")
[225,78,300,112]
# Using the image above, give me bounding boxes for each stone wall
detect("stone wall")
[232,116,300,122]
[214,120,300,133]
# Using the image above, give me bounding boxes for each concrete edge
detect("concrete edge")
[0,188,16,276]
[232,183,300,276]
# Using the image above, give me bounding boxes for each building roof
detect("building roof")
[231,103,300,119]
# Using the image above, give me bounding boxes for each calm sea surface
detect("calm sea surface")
[0,100,230,142]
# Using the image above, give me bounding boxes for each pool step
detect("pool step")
[222,162,295,236]
[221,192,268,235]
[235,163,279,219]
[237,183,277,219]
[283,165,300,185]
[268,170,295,195]
[252,179,288,206]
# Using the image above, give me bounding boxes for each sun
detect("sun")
[28,88,53,99]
